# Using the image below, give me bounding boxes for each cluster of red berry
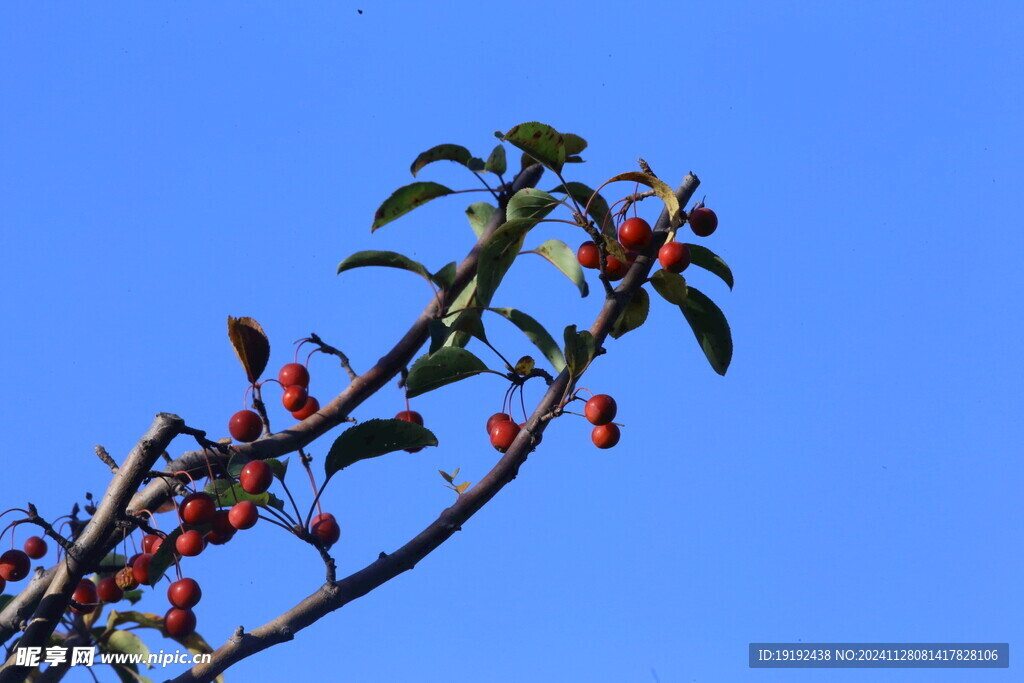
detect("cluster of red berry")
[10,354,344,639]
[576,206,718,278]
[228,362,321,444]
[484,413,537,453]
[0,535,48,592]
[584,394,621,448]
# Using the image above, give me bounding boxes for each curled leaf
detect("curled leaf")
[227,316,269,384]
[410,144,474,177]
[530,239,588,297]
[336,250,433,284]
[499,122,567,171]
[372,182,454,231]
[604,172,682,228]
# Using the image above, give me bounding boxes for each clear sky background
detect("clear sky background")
[1,2,1021,682]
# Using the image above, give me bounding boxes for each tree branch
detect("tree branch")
[167,173,700,683]
[0,163,546,651]
[0,413,185,680]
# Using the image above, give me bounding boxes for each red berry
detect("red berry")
[229,409,263,443]
[618,217,653,251]
[179,492,216,526]
[310,513,340,548]
[282,385,309,412]
[291,395,320,420]
[23,536,47,560]
[205,510,236,546]
[131,554,154,586]
[141,534,163,555]
[689,206,718,237]
[0,550,30,582]
[592,423,621,449]
[584,394,617,426]
[228,501,258,530]
[489,420,520,453]
[240,460,274,495]
[658,242,691,273]
[164,607,197,639]
[395,410,423,425]
[97,576,124,603]
[278,362,310,388]
[167,578,202,609]
[71,578,98,614]
[175,530,206,557]
[577,241,600,269]
[395,410,425,452]
[605,254,629,281]
[485,412,513,434]
[127,553,142,569]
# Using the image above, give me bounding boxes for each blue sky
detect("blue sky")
[1,2,1021,681]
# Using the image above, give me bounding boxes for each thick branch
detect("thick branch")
[169,173,700,683]
[0,413,185,681]
[0,163,545,649]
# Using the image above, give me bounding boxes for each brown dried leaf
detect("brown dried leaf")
[227,316,270,383]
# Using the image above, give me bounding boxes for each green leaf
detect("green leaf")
[122,590,143,605]
[439,470,454,484]
[651,269,689,305]
[467,157,486,172]
[0,595,12,612]
[204,479,271,508]
[325,419,438,477]
[506,188,560,222]
[410,144,473,177]
[266,457,288,482]
[431,261,457,290]
[484,144,506,175]
[610,288,650,339]
[530,239,588,297]
[428,319,453,354]
[679,286,733,376]
[601,234,629,263]
[147,529,181,586]
[488,307,566,372]
[111,663,153,683]
[105,630,151,660]
[563,325,596,378]
[442,275,479,349]
[476,218,537,305]
[465,202,496,239]
[550,183,613,236]
[337,250,433,284]
[684,243,734,290]
[98,552,128,577]
[107,610,165,632]
[604,172,683,228]
[562,133,588,156]
[372,182,454,231]
[499,122,567,171]
[514,355,535,375]
[405,347,490,398]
